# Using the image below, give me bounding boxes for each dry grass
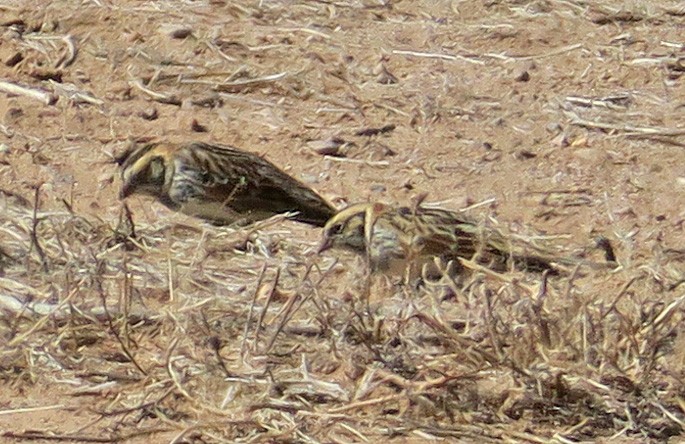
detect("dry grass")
[2,0,685,442]
[1,188,685,442]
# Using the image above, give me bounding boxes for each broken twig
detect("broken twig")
[0,79,57,105]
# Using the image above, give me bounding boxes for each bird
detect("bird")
[116,141,336,227]
[317,202,583,278]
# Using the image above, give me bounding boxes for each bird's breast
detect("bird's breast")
[368,226,404,269]
[177,200,243,225]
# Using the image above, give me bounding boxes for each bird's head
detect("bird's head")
[118,144,173,200]
[317,203,388,254]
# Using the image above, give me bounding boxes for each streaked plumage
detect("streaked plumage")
[117,142,336,226]
[318,202,573,276]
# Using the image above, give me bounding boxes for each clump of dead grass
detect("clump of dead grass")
[1,191,684,443]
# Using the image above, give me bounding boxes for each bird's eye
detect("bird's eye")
[330,223,345,235]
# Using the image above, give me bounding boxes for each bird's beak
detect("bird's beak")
[316,237,332,254]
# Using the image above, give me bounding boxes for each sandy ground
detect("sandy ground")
[2,1,685,443]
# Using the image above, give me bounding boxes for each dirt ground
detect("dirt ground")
[2,0,685,442]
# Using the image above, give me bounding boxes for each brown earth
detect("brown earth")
[2,1,685,443]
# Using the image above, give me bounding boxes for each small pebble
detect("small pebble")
[138,107,158,121]
[169,27,193,39]
[516,150,537,159]
[307,137,349,156]
[514,70,530,82]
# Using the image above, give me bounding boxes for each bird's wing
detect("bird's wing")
[394,207,476,256]
[172,143,335,225]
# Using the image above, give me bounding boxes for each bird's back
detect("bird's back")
[391,205,560,273]
[174,143,336,226]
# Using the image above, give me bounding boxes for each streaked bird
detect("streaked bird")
[117,141,335,226]
[318,202,582,277]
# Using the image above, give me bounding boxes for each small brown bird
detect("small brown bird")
[117,142,335,226]
[318,202,575,277]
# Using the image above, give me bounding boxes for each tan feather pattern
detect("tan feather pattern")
[318,202,587,276]
[117,141,335,226]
